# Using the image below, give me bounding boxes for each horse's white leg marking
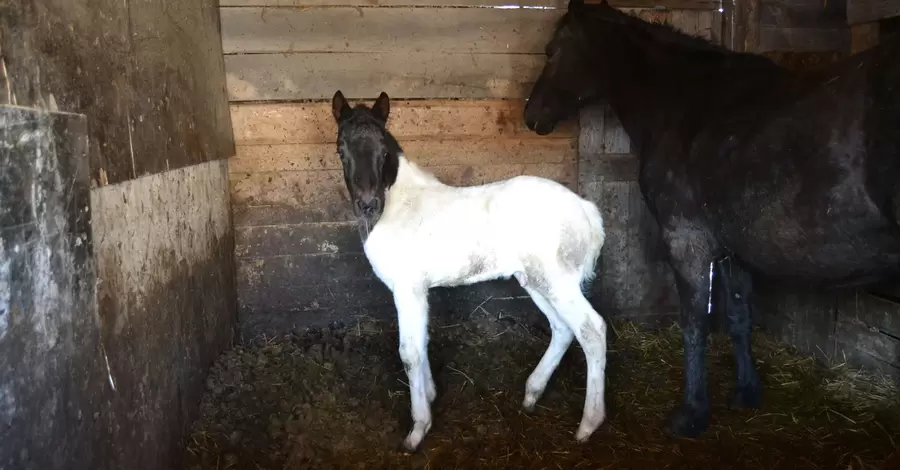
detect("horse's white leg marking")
[548,285,608,443]
[521,286,574,412]
[393,287,432,451]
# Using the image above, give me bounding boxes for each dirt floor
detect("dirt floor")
[181,307,900,470]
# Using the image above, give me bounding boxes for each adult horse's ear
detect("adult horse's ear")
[371,91,391,123]
[332,90,352,123]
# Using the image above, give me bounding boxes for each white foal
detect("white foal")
[330,90,608,452]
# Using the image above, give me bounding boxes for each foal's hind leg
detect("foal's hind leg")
[718,258,762,409]
[521,286,574,413]
[546,284,608,443]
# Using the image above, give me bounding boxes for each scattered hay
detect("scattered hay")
[182,311,900,470]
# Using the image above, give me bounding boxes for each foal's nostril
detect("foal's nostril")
[356,198,379,217]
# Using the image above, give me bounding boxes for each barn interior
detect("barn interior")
[2,0,899,469]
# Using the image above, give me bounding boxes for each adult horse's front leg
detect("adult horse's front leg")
[662,226,718,438]
[718,258,762,409]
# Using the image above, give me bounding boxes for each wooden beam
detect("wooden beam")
[758,25,850,52]
[229,139,576,173]
[848,0,900,25]
[219,0,724,10]
[229,101,577,145]
[850,21,880,53]
[225,52,545,101]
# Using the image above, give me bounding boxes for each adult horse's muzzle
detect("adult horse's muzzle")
[523,97,558,136]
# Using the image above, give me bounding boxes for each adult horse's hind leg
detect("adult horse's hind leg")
[520,285,574,413]
[718,258,762,409]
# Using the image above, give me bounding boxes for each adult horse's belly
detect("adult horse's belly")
[714,191,900,287]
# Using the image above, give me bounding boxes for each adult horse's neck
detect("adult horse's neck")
[584,7,785,157]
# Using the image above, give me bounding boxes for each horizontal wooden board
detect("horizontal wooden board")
[760,2,846,29]
[238,253,379,285]
[848,0,900,25]
[229,101,578,145]
[225,52,544,101]
[220,7,561,54]
[237,276,528,314]
[235,222,362,257]
[230,163,577,213]
[758,25,849,52]
[221,7,721,55]
[229,138,576,173]
[219,0,724,9]
[834,290,900,377]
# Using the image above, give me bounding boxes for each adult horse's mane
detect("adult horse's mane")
[573,3,780,69]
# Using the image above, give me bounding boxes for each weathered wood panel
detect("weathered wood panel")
[220,7,561,54]
[0,0,133,184]
[231,163,577,220]
[758,25,850,51]
[128,0,236,177]
[2,0,234,186]
[225,52,545,101]
[235,223,362,258]
[754,282,838,363]
[0,106,103,470]
[834,290,900,377]
[848,0,900,24]
[90,159,236,470]
[222,8,721,101]
[230,100,577,145]
[220,0,723,8]
[850,21,880,53]
[761,0,846,28]
[229,138,576,173]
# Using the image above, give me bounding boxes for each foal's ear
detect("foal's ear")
[332,90,352,123]
[371,92,391,123]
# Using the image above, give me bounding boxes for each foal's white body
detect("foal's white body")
[362,155,608,451]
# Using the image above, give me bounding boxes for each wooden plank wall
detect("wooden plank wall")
[756,0,850,52]
[222,1,721,337]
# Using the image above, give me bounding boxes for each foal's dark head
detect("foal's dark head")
[331,90,401,231]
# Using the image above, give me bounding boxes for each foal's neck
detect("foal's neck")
[391,156,444,191]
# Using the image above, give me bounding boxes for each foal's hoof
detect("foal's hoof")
[521,396,538,414]
[664,405,710,438]
[729,383,763,410]
[398,439,421,455]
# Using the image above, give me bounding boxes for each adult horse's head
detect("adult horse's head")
[331,90,401,235]
[525,0,611,135]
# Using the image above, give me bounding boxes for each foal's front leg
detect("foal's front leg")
[393,286,433,452]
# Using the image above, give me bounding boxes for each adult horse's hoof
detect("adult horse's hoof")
[664,405,710,438]
[729,383,763,409]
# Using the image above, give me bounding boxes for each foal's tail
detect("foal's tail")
[577,199,606,291]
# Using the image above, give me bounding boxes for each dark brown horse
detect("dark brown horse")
[524,0,900,437]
